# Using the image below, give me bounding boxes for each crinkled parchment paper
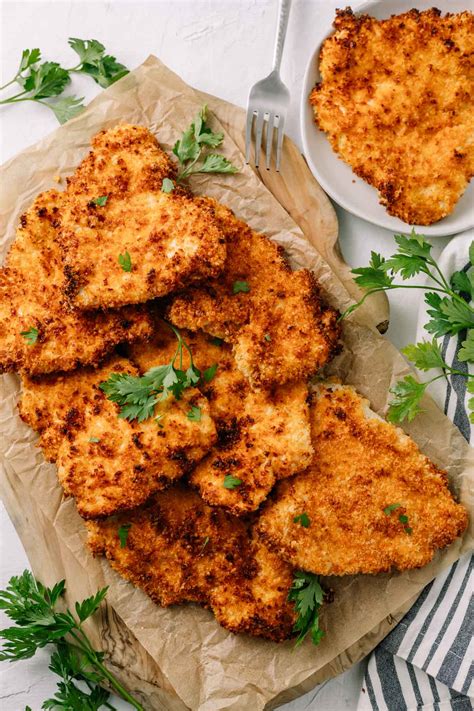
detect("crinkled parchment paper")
[1,57,472,711]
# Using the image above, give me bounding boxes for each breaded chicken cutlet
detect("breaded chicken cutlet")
[87,485,297,641]
[128,322,313,515]
[19,355,216,518]
[0,191,152,375]
[310,8,474,225]
[58,125,226,309]
[168,200,340,387]
[257,384,468,575]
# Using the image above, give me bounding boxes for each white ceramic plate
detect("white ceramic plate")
[300,0,474,237]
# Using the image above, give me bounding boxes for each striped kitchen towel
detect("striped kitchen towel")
[358,232,473,711]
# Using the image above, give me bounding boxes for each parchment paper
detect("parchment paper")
[1,57,472,711]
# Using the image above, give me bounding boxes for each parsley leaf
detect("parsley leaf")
[288,571,324,646]
[118,524,132,548]
[264,333,271,342]
[198,153,238,174]
[223,474,242,489]
[451,270,472,298]
[211,336,224,347]
[49,95,85,124]
[88,437,100,443]
[172,105,238,180]
[23,61,70,98]
[100,324,210,422]
[458,330,474,363]
[187,405,202,422]
[293,513,311,528]
[398,514,409,525]
[18,48,41,74]
[92,195,108,206]
[20,327,39,345]
[468,380,474,424]
[203,363,218,382]
[401,340,446,371]
[161,178,175,193]
[232,280,250,294]
[387,376,427,424]
[383,503,401,515]
[68,38,128,88]
[0,571,142,709]
[118,251,132,272]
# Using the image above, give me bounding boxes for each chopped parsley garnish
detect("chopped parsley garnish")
[211,336,224,347]
[293,513,310,528]
[161,178,174,193]
[383,503,401,516]
[118,250,132,272]
[264,333,271,342]
[232,280,250,294]
[92,195,108,206]
[187,405,201,422]
[201,536,210,552]
[118,523,132,548]
[398,514,409,524]
[100,323,211,422]
[20,327,38,345]
[203,363,218,382]
[288,571,324,646]
[223,474,242,489]
[88,437,100,443]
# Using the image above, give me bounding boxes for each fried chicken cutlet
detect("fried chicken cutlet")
[168,200,340,387]
[58,125,226,309]
[310,8,474,224]
[87,485,297,641]
[19,355,216,518]
[0,190,152,375]
[128,322,313,515]
[257,384,468,575]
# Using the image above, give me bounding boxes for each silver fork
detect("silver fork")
[246,0,292,171]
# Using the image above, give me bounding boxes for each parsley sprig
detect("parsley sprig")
[288,571,324,647]
[169,105,238,185]
[100,324,217,422]
[0,40,128,124]
[0,570,144,710]
[343,232,474,424]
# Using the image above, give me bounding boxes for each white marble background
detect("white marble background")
[0,1,453,708]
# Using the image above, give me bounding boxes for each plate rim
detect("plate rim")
[299,0,474,237]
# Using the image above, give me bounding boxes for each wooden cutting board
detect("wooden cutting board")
[201,91,390,333]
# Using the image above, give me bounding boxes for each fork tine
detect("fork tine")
[254,111,265,168]
[245,108,254,164]
[265,113,275,170]
[275,114,285,172]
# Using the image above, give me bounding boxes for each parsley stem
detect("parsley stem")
[68,628,144,710]
[0,89,30,103]
[340,284,451,321]
[0,76,19,91]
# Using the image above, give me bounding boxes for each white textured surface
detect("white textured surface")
[0,1,452,709]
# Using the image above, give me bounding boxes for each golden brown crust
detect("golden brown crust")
[310,8,474,224]
[257,383,468,575]
[168,200,340,387]
[19,355,216,518]
[0,190,152,375]
[58,125,227,309]
[128,324,313,515]
[87,485,296,641]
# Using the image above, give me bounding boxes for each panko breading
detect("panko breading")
[87,485,297,641]
[168,200,340,387]
[257,384,468,575]
[128,323,313,515]
[310,8,474,225]
[58,125,226,309]
[20,356,216,518]
[0,190,152,375]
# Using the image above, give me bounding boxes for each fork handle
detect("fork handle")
[272,0,292,73]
